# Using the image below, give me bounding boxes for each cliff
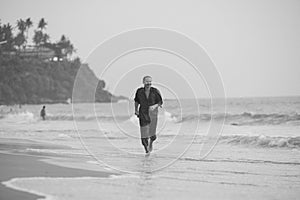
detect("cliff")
[0,56,127,105]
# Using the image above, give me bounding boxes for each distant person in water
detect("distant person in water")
[40,106,46,120]
[134,76,163,154]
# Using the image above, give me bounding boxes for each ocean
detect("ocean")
[0,96,300,199]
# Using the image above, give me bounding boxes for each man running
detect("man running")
[134,76,163,154]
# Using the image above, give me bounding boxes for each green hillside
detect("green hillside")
[0,56,127,105]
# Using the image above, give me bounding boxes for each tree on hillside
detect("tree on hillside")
[15,19,26,50]
[1,18,77,61]
[56,35,75,59]
[14,32,26,51]
[25,18,33,47]
[42,33,50,44]
[33,30,43,46]
[0,23,14,51]
[17,19,26,33]
[33,18,49,55]
[38,18,47,31]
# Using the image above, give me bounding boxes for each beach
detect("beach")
[0,152,114,200]
[0,136,117,200]
[1,0,300,199]
[0,97,300,199]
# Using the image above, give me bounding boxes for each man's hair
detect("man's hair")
[142,75,152,82]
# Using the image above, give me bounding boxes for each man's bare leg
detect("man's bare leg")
[141,138,149,153]
[148,135,156,152]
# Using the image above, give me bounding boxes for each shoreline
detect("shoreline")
[0,152,115,200]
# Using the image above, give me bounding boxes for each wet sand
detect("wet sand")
[0,153,114,200]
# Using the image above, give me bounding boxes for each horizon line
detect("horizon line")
[125,94,300,100]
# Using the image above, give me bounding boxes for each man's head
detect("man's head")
[143,76,152,89]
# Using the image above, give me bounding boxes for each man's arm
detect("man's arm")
[134,101,139,116]
[149,89,163,111]
[134,89,140,116]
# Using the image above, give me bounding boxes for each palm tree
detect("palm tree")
[33,30,43,47]
[42,33,50,44]
[56,35,75,59]
[0,21,3,43]
[17,19,26,33]
[60,35,66,42]
[25,18,33,48]
[38,18,47,31]
[64,41,75,58]
[33,18,48,47]
[16,19,26,49]
[2,23,14,51]
[25,18,33,30]
[14,32,26,51]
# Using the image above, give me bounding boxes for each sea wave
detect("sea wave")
[159,133,300,149]
[182,157,300,165]
[0,111,37,123]
[0,112,130,122]
[1,111,299,125]
[175,112,300,125]
[218,135,300,149]
[46,114,129,121]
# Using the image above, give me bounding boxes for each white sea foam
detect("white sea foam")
[219,134,300,149]
[25,148,60,154]
[86,160,99,165]
[129,114,139,125]
[164,111,180,122]
[57,133,72,138]
[2,175,138,200]
[2,177,55,200]
[108,174,140,179]
[4,111,38,123]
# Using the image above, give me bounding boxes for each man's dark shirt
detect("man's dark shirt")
[134,87,163,127]
[40,109,45,117]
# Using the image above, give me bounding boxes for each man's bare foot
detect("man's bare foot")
[145,149,150,156]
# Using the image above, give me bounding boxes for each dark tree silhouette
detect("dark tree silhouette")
[24,18,33,48]
[0,23,14,51]
[38,18,47,31]
[16,19,26,50]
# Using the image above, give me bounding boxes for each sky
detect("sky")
[1,0,300,98]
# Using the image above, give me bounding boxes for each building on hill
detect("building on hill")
[1,45,56,60]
